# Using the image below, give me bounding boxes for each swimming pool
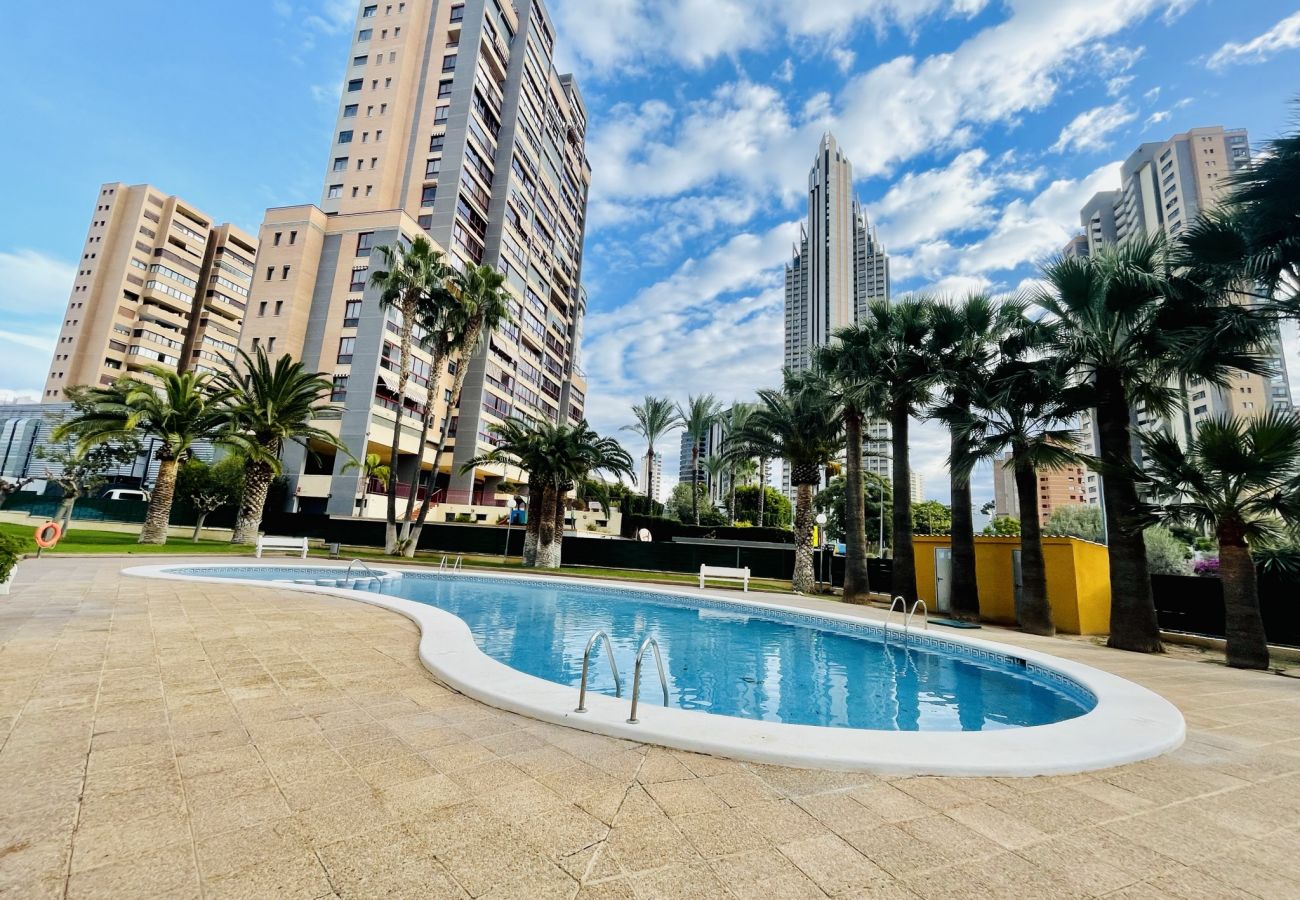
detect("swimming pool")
[127,563,1185,774]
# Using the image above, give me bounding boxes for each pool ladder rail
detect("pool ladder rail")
[438,554,463,573]
[884,596,929,644]
[342,559,381,585]
[574,631,669,724]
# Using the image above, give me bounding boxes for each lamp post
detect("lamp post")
[814,512,828,591]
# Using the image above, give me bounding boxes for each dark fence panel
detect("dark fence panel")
[0,495,236,529]
[1152,572,1300,647]
[619,514,794,545]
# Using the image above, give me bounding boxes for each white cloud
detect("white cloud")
[551,0,991,77]
[869,149,1041,249]
[774,59,795,83]
[829,47,856,74]
[0,249,72,399]
[1208,10,1300,69]
[1051,103,1136,153]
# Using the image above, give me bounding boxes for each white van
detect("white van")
[102,488,150,502]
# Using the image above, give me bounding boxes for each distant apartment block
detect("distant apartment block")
[44,183,256,399]
[992,453,1088,524]
[1068,126,1293,506]
[239,0,591,517]
[640,450,663,504]
[909,471,925,505]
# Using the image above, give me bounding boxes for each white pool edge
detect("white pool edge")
[124,562,1186,776]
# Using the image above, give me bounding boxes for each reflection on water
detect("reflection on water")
[386,577,1090,732]
[174,567,1092,732]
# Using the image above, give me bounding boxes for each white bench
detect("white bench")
[699,564,750,592]
[255,535,309,558]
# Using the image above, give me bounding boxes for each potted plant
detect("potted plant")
[0,533,25,596]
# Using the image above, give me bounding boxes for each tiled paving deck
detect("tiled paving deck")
[2,557,1298,899]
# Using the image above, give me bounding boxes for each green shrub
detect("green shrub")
[0,533,25,583]
[1144,527,1190,575]
[454,513,472,523]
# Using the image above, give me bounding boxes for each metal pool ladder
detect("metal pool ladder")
[627,637,669,724]
[438,554,463,573]
[575,630,621,712]
[884,596,929,644]
[343,559,380,583]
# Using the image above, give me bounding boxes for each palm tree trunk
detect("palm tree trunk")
[231,459,274,545]
[552,486,567,568]
[536,483,559,569]
[522,483,541,566]
[842,408,871,604]
[1013,454,1053,635]
[758,460,766,526]
[1096,373,1162,652]
[792,482,815,593]
[405,338,476,558]
[397,401,436,551]
[889,400,918,601]
[644,439,655,508]
[1217,522,1269,669]
[385,301,415,554]
[948,427,979,620]
[139,455,178,544]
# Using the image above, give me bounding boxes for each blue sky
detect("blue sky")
[3,1,1300,509]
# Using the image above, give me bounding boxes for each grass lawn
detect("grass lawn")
[0,522,249,556]
[2,522,796,594]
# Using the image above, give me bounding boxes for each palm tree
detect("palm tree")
[55,368,230,544]
[675,394,723,525]
[724,403,757,523]
[622,396,682,510]
[819,327,887,604]
[403,264,514,557]
[343,452,391,516]
[928,295,1034,619]
[369,237,451,553]
[1136,411,1300,669]
[216,348,342,544]
[701,454,728,519]
[463,419,633,568]
[853,297,939,602]
[959,357,1087,636]
[1037,236,1271,652]
[729,370,842,594]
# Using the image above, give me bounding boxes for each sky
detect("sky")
[3,1,1300,512]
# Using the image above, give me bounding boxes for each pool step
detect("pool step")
[290,572,403,589]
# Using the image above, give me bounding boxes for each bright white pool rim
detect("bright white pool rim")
[124,562,1186,776]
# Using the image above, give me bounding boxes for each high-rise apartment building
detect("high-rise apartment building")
[909,471,925,505]
[992,453,1088,524]
[1070,126,1293,505]
[44,183,256,399]
[240,0,591,517]
[782,134,892,494]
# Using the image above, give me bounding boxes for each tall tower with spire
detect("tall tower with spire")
[783,134,890,372]
[782,135,891,487]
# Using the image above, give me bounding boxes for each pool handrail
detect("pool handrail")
[575,629,621,712]
[343,559,381,583]
[627,637,669,724]
[905,598,929,632]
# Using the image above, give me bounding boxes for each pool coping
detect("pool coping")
[123,562,1186,776]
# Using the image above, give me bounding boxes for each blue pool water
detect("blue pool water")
[170,566,1095,732]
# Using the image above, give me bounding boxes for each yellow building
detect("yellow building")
[913,535,1111,635]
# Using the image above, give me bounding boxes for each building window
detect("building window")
[274,300,283,316]
[350,267,368,291]
[354,55,367,66]
[437,79,453,98]
[343,104,358,117]
[338,337,356,364]
[429,135,444,153]
[258,301,267,316]
[331,375,348,402]
[338,130,353,143]
[328,184,344,198]
[347,78,363,92]
[450,5,464,22]
[358,28,372,40]
[442,54,456,72]
[356,232,374,257]
[362,4,377,16]
[282,265,291,280]
[273,232,282,247]
[343,300,362,327]
[267,337,276,352]
[289,231,297,245]
[333,156,348,172]
[425,158,440,177]
[434,106,449,123]
[266,266,274,280]
[421,185,437,206]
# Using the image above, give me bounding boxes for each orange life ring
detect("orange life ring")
[34,521,62,549]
